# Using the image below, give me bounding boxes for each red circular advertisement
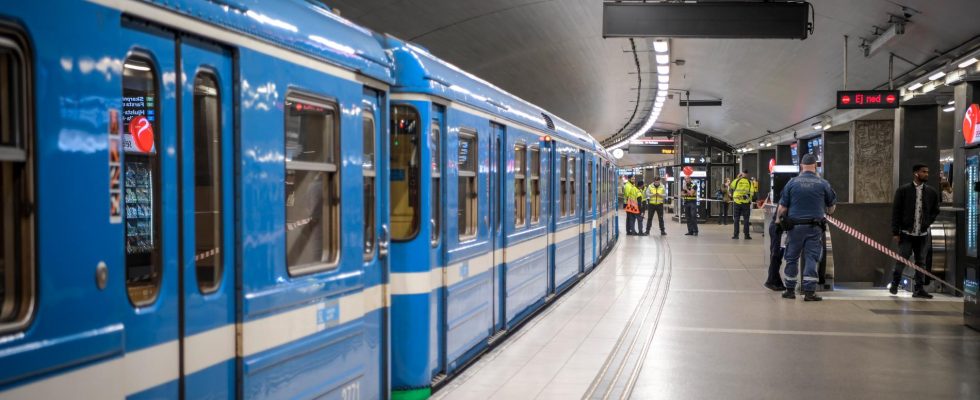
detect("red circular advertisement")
[768,158,776,173]
[965,104,980,145]
[129,116,155,153]
[682,166,693,176]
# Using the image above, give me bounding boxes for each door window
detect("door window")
[363,109,376,259]
[514,143,526,228]
[430,120,441,246]
[122,55,162,306]
[529,147,541,224]
[390,105,420,240]
[192,71,223,293]
[458,130,478,240]
[0,33,34,332]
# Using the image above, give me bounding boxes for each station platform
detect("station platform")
[432,213,980,399]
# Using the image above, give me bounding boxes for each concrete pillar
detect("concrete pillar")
[849,120,894,203]
[823,130,850,202]
[893,105,940,190]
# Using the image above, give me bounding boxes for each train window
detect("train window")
[0,33,34,332]
[285,94,339,275]
[569,157,576,214]
[363,109,376,260]
[122,56,162,306]
[458,130,478,240]
[529,147,540,224]
[430,120,441,246]
[390,105,420,240]
[514,143,526,228]
[587,160,593,213]
[193,72,223,293]
[559,155,567,217]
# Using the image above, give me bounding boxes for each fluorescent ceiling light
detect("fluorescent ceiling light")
[658,83,668,90]
[653,40,668,53]
[949,100,956,105]
[822,124,831,130]
[959,57,979,68]
[657,65,669,74]
[907,82,923,91]
[655,95,666,101]
[928,71,946,81]
[656,54,669,64]
[922,83,936,93]
[657,75,669,83]
[942,106,955,112]
[811,122,823,130]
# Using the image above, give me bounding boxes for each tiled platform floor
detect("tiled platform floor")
[432,213,980,399]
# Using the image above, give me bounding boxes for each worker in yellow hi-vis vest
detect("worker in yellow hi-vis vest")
[623,176,640,235]
[644,176,667,236]
[730,170,754,240]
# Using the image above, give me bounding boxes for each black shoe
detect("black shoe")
[764,283,787,292]
[888,283,899,295]
[782,289,796,299]
[731,236,739,240]
[684,232,693,236]
[627,232,635,236]
[912,290,933,299]
[744,236,753,240]
[694,232,699,236]
[660,231,667,236]
[803,292,822,302]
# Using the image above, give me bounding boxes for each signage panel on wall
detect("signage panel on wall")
[836,90,899,109]
[964,104,980,145]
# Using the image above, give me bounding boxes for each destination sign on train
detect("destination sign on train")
[836,90,899,109]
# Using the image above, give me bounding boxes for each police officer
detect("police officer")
[778,154,836,301]
[682,176,698,236]
[644,176,667,235]
[730,170,754,240]
[624,176,639,235]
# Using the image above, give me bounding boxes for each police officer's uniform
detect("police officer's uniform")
[644,180,667,235]
[779,154,836,301]
[730,175,754,240]
[682,179,698,236]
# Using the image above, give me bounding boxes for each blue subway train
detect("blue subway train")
[0,1,618,399]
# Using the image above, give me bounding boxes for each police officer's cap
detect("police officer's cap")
[801,154,818,165]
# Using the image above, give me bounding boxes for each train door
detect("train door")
[429,105,446,381]
[177,38,237,397]
[578,151,586,273]
[490,122,505,333]
[362,89,389,396]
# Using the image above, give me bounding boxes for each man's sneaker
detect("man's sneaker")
[912,290,933,299]
[764,283,787,292]
[731,236,739,240]
[744,236,753,240]
[685,232,694,236]
[782,289,796,299]
[803,292,822,302]
[888,283,899,295]
[660,231,667,236]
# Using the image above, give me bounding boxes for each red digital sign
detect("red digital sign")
[836,90,900,109]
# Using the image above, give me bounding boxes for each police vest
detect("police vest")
[682,183,696,200]
[646,185,666,205]
[731,178,753,204]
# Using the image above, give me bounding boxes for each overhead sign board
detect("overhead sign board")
[602,2,811,39]
[836,90,899,109]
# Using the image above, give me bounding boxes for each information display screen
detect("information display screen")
[836,90,899,109]
[968,156,979,258]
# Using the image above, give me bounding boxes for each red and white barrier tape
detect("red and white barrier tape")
[824,215,963,295]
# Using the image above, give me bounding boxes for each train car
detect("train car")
[381,37,617,398]
[0,0,392,398]
[0,0,616,398]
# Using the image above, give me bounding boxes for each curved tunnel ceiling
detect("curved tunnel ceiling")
[325,0,980,164]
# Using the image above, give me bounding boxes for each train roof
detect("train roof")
[145,0,393,83]
[383,36,597,149]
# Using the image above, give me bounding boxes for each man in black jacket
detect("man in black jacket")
[890,164,940,299]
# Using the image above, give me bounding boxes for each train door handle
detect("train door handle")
[379,224,390,257]
[430,219,439,247]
